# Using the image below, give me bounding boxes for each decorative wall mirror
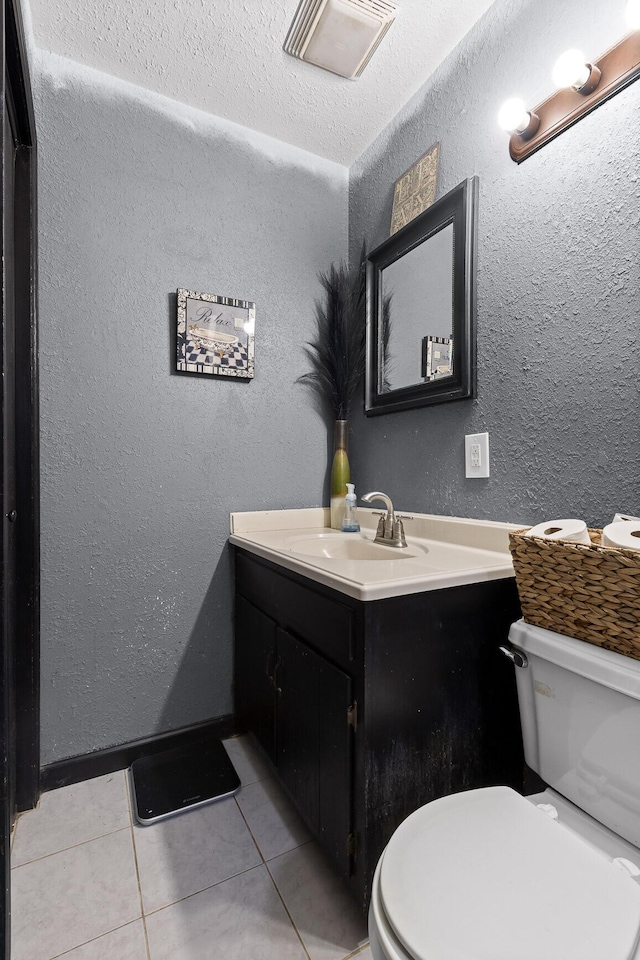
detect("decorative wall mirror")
[365,176,478,415]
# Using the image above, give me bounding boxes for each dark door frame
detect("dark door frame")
[1,0,39,953]
[4,0,39,814]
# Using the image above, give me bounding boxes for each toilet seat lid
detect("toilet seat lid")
[379,787,640,960]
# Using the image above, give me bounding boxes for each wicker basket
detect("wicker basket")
[508,527,640,661]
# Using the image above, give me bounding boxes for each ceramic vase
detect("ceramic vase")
[330,420,350,530]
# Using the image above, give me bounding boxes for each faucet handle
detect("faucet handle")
[392,518,407,548]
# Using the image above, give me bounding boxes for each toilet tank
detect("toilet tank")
[509,619,640,848]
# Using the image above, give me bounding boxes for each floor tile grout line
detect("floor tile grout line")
[121,768,133,826]
[240,775,270,787]
[263,858,312,960]
[234,777,315,864]
[140,858,280,919]
[122,790,268,922]
[123,764,134,827]
[12,773,142,960]
[261,834,368,960]
[47,919,145,960]
[130,818,315,922]
[232,790,314,870]
[265,837,315,863]
[125,770,152,960]
[11,769,132,869]
[230,790,313,951]
[233,783,323,957]
[341,942,372,960]
[10,824,132,870]
[16,745,363,960]
[233,794,268,865]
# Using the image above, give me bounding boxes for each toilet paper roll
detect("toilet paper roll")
[613,513,640,524]
[525,519,592,544]
[602,521,640,551]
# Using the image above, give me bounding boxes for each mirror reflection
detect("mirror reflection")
[380,223,454,392]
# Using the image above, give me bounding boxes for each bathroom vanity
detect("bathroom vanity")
[231,509,526,910]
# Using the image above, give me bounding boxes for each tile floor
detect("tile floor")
[10,736,372,960]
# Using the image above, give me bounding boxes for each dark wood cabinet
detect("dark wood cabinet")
[235,596,277,763]
[234,548,525,911]
[277,627,353,879]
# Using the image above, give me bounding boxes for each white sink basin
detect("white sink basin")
[286,533,427,562]
[229,508,523,601]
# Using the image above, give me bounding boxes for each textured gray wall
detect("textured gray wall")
[32,0,640,763]
[35,52,347,763]
[350,0,639,527]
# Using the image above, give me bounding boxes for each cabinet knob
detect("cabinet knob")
[6,509,17,523]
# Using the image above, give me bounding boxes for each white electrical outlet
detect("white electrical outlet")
[465,432,490,478]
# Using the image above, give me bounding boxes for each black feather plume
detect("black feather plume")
[380,291,393,393]
[298,244,367,420]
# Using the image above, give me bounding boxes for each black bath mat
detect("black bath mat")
[129,737,240,825]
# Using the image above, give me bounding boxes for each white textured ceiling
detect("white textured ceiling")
[29,0,496,165]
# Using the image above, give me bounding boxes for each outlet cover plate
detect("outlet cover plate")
[465,432,490,478]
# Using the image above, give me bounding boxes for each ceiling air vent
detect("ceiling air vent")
[284,0,399,80]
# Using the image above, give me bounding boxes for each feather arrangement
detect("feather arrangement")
[298,246,367,420]
[380,291,393,393]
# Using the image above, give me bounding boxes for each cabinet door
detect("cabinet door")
[235,596,277,763]
[276,628,354,879]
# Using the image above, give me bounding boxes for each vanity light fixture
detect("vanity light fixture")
[497,98,539,138]
[500,3,640,163]
[551,49,601,93]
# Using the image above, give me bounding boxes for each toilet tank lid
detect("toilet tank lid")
[379,786,640,960]
[508,619,640,701]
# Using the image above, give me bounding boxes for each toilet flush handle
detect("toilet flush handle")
[499,645,528,668]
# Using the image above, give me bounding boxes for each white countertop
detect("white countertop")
[229,508,523,601]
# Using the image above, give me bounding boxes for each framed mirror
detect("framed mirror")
[365,177,478,416]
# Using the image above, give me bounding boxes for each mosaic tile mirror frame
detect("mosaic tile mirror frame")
[176,288,255,379]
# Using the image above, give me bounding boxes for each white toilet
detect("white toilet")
[368,618,640,960]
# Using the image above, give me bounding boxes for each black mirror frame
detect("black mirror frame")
[365,176,478,416]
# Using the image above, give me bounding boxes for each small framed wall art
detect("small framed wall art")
[390,142,440,236]
[176,289,255,379]
[422,335,453,381]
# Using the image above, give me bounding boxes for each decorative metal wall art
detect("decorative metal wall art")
[176,289,255,379]
[389,142,440,236]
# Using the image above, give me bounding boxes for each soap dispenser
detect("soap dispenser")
[341,484,360,533]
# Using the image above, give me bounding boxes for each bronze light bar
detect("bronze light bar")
[508,30,640,163]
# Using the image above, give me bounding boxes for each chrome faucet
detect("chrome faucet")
[361,491,407,548]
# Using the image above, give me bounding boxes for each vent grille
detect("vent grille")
[284,0,398,80]
[285,0,325,57]
[353,18,394,77]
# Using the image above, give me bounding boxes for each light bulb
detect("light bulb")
[626,0,640,29]
[552,49,591,89]
[498,98,531,134]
